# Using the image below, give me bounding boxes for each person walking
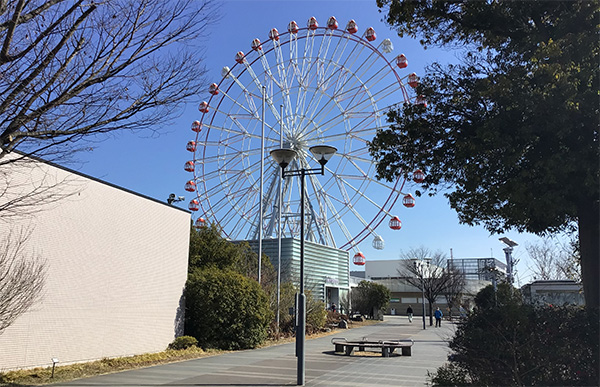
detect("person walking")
[434,307,443,327]
[406,305,413,323]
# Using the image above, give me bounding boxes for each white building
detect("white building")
[364,259,491,315]
[0,153,190,370]
[521,280,585,306]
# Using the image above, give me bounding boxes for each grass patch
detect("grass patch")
[0,346,224,386]
[0,319,382,386]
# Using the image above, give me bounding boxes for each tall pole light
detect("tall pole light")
[258,86,266,283]
[271,144,336,386]
[499,237,518,284]
[276,104,283,334]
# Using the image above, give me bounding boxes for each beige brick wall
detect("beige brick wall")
[0,155,190,370]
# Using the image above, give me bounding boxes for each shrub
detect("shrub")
[305,297,327,334]
[168,336,198,350]
[429,284,599,386]
[185,267,273,350]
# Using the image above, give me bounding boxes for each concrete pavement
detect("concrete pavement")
[53,316,455,386]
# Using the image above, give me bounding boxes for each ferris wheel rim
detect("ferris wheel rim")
[190,18,415,250]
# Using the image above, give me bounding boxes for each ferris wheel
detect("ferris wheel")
[184,16,424,262]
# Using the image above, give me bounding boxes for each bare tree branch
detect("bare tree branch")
[0,226,46,334]
[397,246,455,325]
[526,236,581,282]
[0,150,83,220]
[0,0,215,159]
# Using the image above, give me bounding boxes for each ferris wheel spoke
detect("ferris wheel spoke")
[314,31,336,87]
[317,191,355,247]
[315,125,379,143]
[257,50,282,90]
[329,169,390,215]
[305,172,350,246]
[323,182,376,235]
[241,60,285,127]
[250,165,281,239]
[211,90,260,123]
[272,40,295,132]
[317,34,350,91]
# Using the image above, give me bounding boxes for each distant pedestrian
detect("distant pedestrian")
[434,307,443,327]
[406,305,413,323]
[331,303,336,313]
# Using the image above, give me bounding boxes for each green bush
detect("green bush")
[168,336,198,350]
[305,296,327,334]
[185,267,273,350]
[429,284,599,386]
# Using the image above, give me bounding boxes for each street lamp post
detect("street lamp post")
[270,145,337,386]
[499,237,518,286]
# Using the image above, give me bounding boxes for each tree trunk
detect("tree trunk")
[428,302,434,326]
[578,197,599,310]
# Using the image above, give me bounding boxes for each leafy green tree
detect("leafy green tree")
[189,223,255,273]
[184,267,272,350]
[429,284,598,386]
[185,224,274,347]
[352,281,390,319]
[189,223,276,285]
[371,1,599,310]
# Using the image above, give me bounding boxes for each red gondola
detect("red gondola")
[365,27,376,42]
[191,120,202,133]
[403,194,416,208]
[185,180,196,192]
[346,20,358,34]
[188,199,199,211]
[327,16,338,30]
[413,169,425,183]
[396,54,408,69]
[353,252,366,266]
[389,216,402,230]
[184,161,194,172]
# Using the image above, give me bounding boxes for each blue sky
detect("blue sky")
[70,0,566,286]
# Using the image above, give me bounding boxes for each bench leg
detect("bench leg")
[358,345,365,352]
[382,347,390,357]
[401,346,412,356]
[345,346,355,356]
[335,344,344,352]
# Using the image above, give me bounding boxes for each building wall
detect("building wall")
[247,238,349,303]
[521,280,585,306]
[0,155,190,370]
[366,260,491,316]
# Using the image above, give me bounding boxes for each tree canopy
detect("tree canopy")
[185,224,274,349]
[370,0,599,309]
[352,280,390,319]
[0,0,213,162]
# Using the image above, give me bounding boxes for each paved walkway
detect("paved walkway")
[55,316,455,386]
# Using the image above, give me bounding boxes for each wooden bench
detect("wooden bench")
[331,337,414,357]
